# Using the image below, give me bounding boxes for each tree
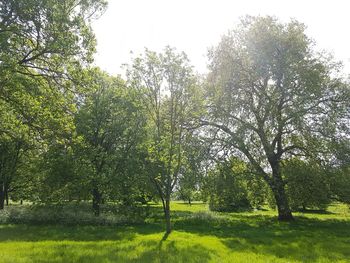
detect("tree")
[204,16,348,220]
[0,99,35,209]
[75,69,145,216]
[329,140,350,205]
[283,158,330,210]
[330,166,350,206]
[127,47,200,233]
[208,158,251,212]
[0,70,79,209]
[176,135,207,205]
[0,138,24,208]
[0,0,107,207]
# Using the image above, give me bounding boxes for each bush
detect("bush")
[209,195,251,212]
[0,202,148,225]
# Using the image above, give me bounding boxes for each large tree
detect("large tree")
[0,0,107,207]
[0,0,107,208]
[204,16,349,220]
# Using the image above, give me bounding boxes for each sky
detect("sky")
[91,0,350,76]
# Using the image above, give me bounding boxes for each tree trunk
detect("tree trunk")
[0,182,4,210]
[164,198,171,234]
[92,186,101,217]
[188,198,191,206]
[271,170,294,221]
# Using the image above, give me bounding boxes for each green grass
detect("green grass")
[0,202,349,262]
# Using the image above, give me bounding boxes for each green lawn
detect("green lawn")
[0,202,349,262]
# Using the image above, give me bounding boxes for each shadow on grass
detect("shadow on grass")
[0,206,349,262]
[295,209,335,215]
[174,214,350,262]
[135,240,213,263]
[0,226,213,263]
[0,223,164,242]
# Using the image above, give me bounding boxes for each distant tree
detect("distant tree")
[329,140,350,206]
[127,47,200,233]
[204,16,349,220]
[283,159,330,210]
[176,170,198,206]
[245,172,270,210]
[176,135,208,205]
[330,166,350,206]
[207,158,251,212]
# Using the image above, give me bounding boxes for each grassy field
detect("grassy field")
[0,202,349,262]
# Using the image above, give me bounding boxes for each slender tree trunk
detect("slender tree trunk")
[20,200,23,205]
[188,198,191,206]
[92,186,101,216]
[271,169,293,221]
[162,196,171,235]
[0,182,4,210]
[164,198,171,234]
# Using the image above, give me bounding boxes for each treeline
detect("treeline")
[0,1,349,233]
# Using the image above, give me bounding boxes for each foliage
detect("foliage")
[176,135,208,204]
[207,158,251,212]
[0,0,107,135]
[283,159,330,210]
[330,166,350,205]
[0,0,107,76]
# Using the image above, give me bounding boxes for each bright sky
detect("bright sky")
[91,0,350,76]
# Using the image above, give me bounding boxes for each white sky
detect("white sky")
[91,0,350,76]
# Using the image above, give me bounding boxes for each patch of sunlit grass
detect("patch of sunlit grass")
[0,202,349,262]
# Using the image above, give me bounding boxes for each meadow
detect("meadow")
[0,202,349,263]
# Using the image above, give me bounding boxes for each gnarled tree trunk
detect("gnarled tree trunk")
[270,164,293,221]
